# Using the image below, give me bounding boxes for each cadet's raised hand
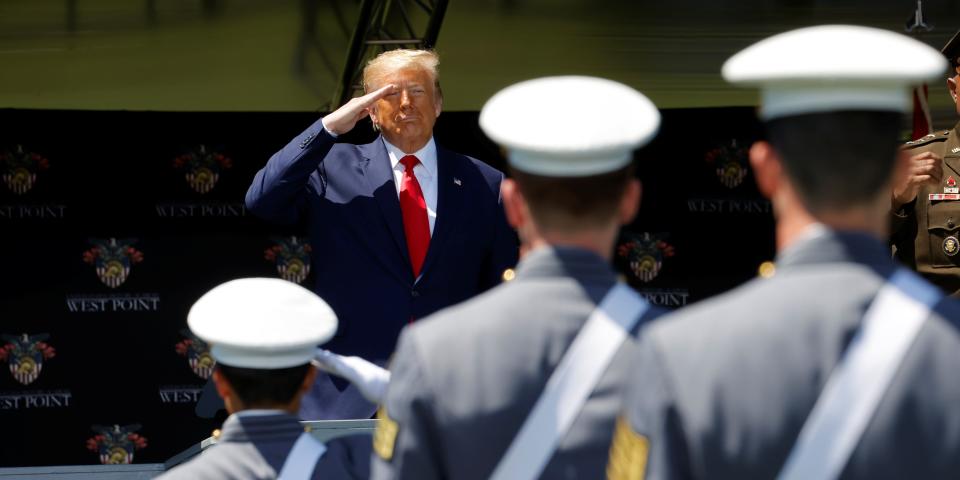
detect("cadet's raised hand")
[321,84,396,136]
[893,151,944,209]
[312,348,391,403]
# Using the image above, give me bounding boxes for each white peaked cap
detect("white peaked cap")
[479,76,660,177]
[722,25,946,120]
[188,278,338,369]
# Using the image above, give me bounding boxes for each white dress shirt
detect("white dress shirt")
[382,137,438,235]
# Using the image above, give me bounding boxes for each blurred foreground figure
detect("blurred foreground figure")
[158,278,370,480]
[372,76,664,479]
[608,25,960,480]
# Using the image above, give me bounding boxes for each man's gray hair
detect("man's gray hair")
[363,49,441,93]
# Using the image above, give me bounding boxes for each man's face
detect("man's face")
[369,67,442,150]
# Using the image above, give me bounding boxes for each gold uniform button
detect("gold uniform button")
[211,429,222,440]
[758,261,776,279]
[502,268,516,282]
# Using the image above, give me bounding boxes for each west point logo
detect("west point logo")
[0,391,72,410]
[154,202,246,217]
[0,204,66,219]
[156,145,244,217]
[0,333,55,385]
[83,238,144,288]
[158,386,203,404]
[176,331,215,379]
[265,237,312,284]
[173,145,232,194]
[1,145,49,195]
[617,232,675,283]
[705,139,749,189]
[687,198,772,214]
[636,288,691,308]
[86,424,147,465]
[65,293,160,313]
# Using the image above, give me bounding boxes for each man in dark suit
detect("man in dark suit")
[608,26,960,480]
[245,50,518,419]
[158,278,370,480]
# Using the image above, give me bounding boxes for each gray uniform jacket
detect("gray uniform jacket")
[157,412,371,480]
[372,246,663,480]
[617,230,960,480]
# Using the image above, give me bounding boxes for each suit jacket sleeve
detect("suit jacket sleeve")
[610,334,692,480]
[245,118,336,225]
[371,329,445,480]
[482,171,519,290]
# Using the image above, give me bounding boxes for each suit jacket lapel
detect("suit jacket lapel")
[359,139,412,278]
[419,145,464,280]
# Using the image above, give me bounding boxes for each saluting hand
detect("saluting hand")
[321,84,397,135]
[893,151,944,209]
[312,348,390,404]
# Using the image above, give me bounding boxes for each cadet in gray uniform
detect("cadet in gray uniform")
[608,26,960,480]
[371,76,664,480]
[158,278,370,480]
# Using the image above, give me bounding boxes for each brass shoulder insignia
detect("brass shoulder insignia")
[373,406,399,461]
[606,416,650,480]
[757,261,776,279]
[904,130,950,149]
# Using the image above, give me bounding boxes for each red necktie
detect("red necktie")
[399,155,430,277]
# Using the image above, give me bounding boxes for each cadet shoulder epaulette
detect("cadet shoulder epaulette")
[904,130,951,148]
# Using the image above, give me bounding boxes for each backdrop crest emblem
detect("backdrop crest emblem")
[175,330,215,379]
[1,145,49,195]
[0,333,56,385]
[173,145,232,194]
[705,139,749,189]
[86,424,147,465]
[264,236,312,284]
[617,232,676,283]
[82,238,144,288]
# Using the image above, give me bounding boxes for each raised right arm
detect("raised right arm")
[245,84,398,224]
[245,119,336,225]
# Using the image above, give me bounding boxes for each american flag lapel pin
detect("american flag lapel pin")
[453,177,462,186]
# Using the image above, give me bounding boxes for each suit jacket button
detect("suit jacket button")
[411,290,420,298]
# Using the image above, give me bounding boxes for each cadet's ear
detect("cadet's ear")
[212,368,238,413]
[749,141,782,199]
[618,179,642,226]
[212,369,230,398]
[300,365,319,394]
[501,179,527,230]
[948,75,958,103]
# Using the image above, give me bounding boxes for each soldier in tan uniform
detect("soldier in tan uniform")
[892,30,960,297]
